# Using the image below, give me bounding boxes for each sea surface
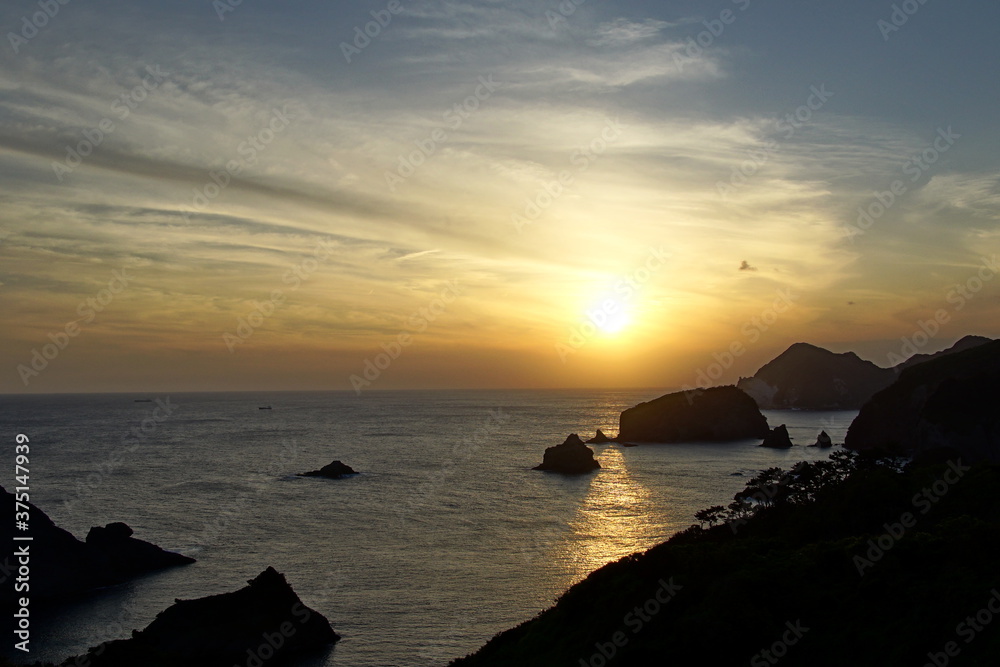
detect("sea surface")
[1,390,857,666]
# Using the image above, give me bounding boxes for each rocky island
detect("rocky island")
[533,434,600,474]
[617,386,769,443]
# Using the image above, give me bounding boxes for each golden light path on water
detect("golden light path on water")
[549,446,671,583]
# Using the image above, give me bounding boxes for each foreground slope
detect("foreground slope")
[450,453,1000,666]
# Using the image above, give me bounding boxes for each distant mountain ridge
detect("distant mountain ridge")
[892,334,991,371]
[736,335,992,410]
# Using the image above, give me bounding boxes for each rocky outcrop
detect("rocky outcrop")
[585,430,613,444]
[618,386,769,443]
[760,424,793,449]
[86,522,195,577]
[809,431,833,448]
[533,435,600,474]
[846,339,1000,462]
[298,460,358,479]
[68,567,340,667]
[0,487,194,603]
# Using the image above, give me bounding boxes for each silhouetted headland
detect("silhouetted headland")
[0,486,193,604]
[64,567,339,667]
[846,338,1000,462]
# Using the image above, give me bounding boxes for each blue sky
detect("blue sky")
[1,0,998,392]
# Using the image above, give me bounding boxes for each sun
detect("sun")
[597,309,632,335]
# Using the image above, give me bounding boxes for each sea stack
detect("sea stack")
[585,430,613,444]
[534,434,601,474]
[760,425,793,449]
[810,431,833,448]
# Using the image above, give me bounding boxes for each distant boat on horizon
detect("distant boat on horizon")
[258,406,272,410]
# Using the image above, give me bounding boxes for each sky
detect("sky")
[1,0,999,393]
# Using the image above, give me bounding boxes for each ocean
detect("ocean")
[2,390,856,666]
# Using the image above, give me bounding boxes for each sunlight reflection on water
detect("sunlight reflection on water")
[553,446,670,582]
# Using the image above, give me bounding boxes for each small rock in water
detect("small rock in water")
[298,460,359,479]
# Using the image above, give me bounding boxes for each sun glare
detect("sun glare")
[598,309,631,335]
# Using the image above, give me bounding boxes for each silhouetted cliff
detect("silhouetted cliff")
[845,339,1000,462]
